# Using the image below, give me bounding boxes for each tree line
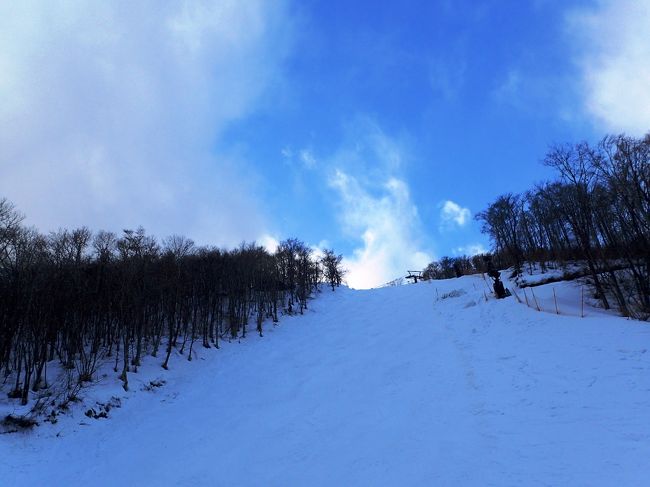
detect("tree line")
[0,198,345,407]
[475,133,649,319]
[421,254,490,281]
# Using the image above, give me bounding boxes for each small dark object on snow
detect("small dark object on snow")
[85,397,120,419]
[85,408,108,419]
[143,379,166,391]
[3,414,38,429]
[483,256,511,299]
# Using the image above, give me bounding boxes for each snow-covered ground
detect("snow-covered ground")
[504,267,621,320]
[3,275,650,486]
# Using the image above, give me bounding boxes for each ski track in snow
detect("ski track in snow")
[2,275,650,486]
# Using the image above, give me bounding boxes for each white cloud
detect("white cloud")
[330,118,406,177]
[309,240,330,262]
[568,0,650,135]
[299,149,317,169]
[453,244,487,256]
[280,146,317,170]
[258,234,280,253]
[440,200,471,228]
[0,1,293,245]
[321,123,433,289]
[330,169,432,289]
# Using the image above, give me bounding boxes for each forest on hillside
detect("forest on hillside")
[0,202,344,410]
[424,133,649,320]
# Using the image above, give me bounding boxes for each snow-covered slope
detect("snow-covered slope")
[3,276,650,486]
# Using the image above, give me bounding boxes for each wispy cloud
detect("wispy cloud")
[330,170,431,289]
[281,146,318,169]
[453,243,487,256]
[258,234,280,253]
[0,1,293,245]
[567,0,650,135]
[299,149,317,169]
[439,200,471,229]
[326,124,432,289]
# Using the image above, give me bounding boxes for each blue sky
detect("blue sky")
[1,1,648,287]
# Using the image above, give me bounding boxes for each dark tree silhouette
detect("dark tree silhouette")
[475,133,649,318]
[0,202,344,407]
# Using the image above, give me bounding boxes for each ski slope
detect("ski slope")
[3,275,650,486]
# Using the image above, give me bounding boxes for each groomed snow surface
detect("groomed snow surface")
[3,274,650,486]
